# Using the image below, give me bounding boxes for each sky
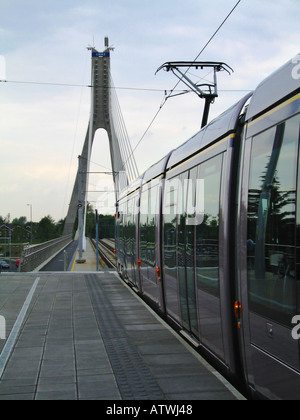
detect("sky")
[0,0,299,222]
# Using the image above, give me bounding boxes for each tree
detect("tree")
[98,214,115,239]
[36,215,56,242]
[55,218,65,237]
[86,203,96,238]
[12,216,27,226]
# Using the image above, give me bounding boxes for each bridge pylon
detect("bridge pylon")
[63,38,138,237]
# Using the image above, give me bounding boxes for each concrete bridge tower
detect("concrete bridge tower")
[63,38,138,237]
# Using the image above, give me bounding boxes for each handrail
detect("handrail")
[20,234,72,272]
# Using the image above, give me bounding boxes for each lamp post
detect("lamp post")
[27,204,32,245]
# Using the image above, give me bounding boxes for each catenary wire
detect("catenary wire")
[1,1,243,186]
[126,0,243,164]
[0,79,250,93]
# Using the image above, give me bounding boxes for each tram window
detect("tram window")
[247,114,300,326]
[118,201,126,255]
[127,198,134,257]
[163,178,177,276]
[177,172,189,325]
[186,167,197,222]
[147,185,158,267]
[140,185,158,267]
[186,167,198,336]
[140,188,149,263]
[196,154,223,297]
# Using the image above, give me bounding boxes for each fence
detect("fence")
[20,235,72,272]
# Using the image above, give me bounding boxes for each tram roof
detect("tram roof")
[166,92,252,171]
[246,55,300,121]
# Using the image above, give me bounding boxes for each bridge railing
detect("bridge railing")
[20,234,72,272]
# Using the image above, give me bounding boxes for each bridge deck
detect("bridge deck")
[0,254,245,401]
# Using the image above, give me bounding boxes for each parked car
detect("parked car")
[0,261,9,270]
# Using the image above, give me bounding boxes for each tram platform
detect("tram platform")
[39,238,97,273]
[70,238,99,272]
[0,269,245,400]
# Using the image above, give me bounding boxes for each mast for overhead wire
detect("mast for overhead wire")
[156,61,233,128]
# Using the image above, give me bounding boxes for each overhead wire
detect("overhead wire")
[165,0,242,100]
[1,0,243,190]
[0,79,250,93]
[126,0,243,163]
[0,78,184,93]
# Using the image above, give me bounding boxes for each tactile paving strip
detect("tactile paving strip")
[85,274,165,400]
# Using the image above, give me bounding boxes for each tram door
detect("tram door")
[239,114,300,398]
[139,182,160,305]
[177,168,199,337]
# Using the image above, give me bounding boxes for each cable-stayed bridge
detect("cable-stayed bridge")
[63,38,139,237]
[15,38,138,272]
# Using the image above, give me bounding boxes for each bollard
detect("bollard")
[64,250,68,271]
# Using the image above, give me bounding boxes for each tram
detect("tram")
[116,55,300,399]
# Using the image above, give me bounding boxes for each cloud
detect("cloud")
[0,184,18,194]
[0,55,6,79]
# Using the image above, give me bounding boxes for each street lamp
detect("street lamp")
[27,204,32,245]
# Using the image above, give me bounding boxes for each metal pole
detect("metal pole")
[27,204,32,245]
[64,250,68,271]
[201,98,212,128]
[95,210,99,271]
[8,228,11,272]
[76,155,86,264]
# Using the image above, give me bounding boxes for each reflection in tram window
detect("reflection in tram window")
[196,154,224,359]
[118,200,126,259]
[126,196,138,285]
[196,154,223,297]
[247,114,300,325]
[177,172,189,329]
[185,167,198,336]
[163,177,179,321]
[140,185,158,268]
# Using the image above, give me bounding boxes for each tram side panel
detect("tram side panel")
[116,191,140,289]
[161,135,240,375]
[139,179,161,306]
[115,56,300,400]
[237,92,300,399]
[116,198,126,277]
[126,193,140,288]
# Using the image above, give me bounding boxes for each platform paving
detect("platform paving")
[71,239,98,272]
[0,268,245,400]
